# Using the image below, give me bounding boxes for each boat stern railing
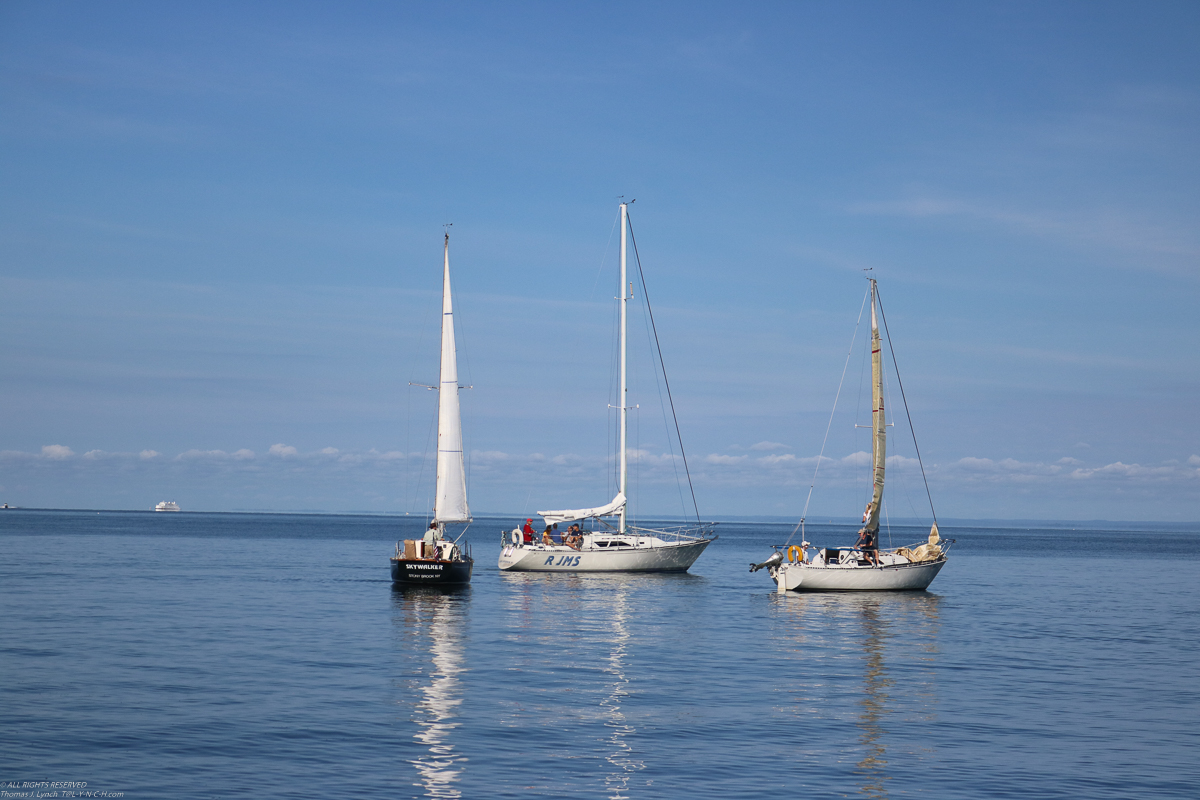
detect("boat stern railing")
[627,523,718,543]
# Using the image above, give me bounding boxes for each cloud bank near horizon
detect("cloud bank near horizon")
[3,443,1196,521]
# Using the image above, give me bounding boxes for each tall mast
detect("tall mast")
[865,278,886,533]
[618,202,629,535]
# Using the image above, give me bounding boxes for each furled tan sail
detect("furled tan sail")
[864,280,886,533]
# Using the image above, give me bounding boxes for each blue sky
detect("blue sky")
[2,1,1198,521]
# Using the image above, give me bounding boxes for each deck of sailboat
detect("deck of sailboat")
[498,529,715,573]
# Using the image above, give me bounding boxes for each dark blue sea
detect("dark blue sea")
[2,510,1198,799]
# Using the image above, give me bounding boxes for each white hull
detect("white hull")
[499,533,713,573]
[771,557,945,592]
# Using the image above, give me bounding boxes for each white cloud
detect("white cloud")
[841,451,872,467]
[233,449,255,460]
[41,445,74,459]
[628,449,683,466]
[686,447,1200,499]
[139,450,160,459]
[749,441,788,451]
[848,193,1200,269]
[268,444,298,457]
[1189,455,1200,466]
[178,449,229,459]
[319,447,339,455]
[84,450,104,459]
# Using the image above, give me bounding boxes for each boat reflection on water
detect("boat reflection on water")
[601,583,643,800]
[497,572,652,798]
[392,586,470,799]
[772,591,942,799]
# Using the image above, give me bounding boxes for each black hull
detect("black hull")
[391,557,473,585]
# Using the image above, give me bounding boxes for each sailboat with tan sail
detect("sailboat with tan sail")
[752,277,952,592]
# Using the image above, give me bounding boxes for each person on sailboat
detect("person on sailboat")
[856,526,879,566]
[522,519,535,544]
[541,526,554,545]
[565,524,582,550]
[424,522,442,558]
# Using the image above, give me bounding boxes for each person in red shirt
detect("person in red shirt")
[521,519,535,544]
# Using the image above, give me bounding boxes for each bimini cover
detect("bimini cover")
[538,493,626,526]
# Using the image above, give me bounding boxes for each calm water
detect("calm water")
[1,510,1197,799]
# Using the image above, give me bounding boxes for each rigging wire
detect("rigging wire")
[607,272,621,501]
[405,259,441,515]
[784,286,871,547]
[625,212,702,524]
[591,208,622,301]
[635,263,690,520]
[874,284,938,523]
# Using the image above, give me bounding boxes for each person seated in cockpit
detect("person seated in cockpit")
[856,527,879,566]
[565,524,583,550]
[542,526,554,546]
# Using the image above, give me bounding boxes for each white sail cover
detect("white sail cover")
[538,493,626,526]
[434,237,470,523]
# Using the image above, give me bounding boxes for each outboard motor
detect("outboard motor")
[749,551,784,573]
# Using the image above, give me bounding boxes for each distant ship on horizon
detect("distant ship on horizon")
[154,501,180,512]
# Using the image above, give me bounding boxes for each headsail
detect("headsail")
[434,233,470,524]
[537,493,626,527]
[864,279,886,533]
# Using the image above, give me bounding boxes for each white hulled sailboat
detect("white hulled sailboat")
[753,278,952,592]
[391,231,474,585]
[498,202,715,573]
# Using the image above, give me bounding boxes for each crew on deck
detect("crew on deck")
[856,527,879,566]
[424,522,442,558]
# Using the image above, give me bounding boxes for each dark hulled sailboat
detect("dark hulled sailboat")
[391,232,474,586]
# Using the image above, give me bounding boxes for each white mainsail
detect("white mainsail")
[537,493,626,527]
[433,233,470,524]
[864,279,886,533]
